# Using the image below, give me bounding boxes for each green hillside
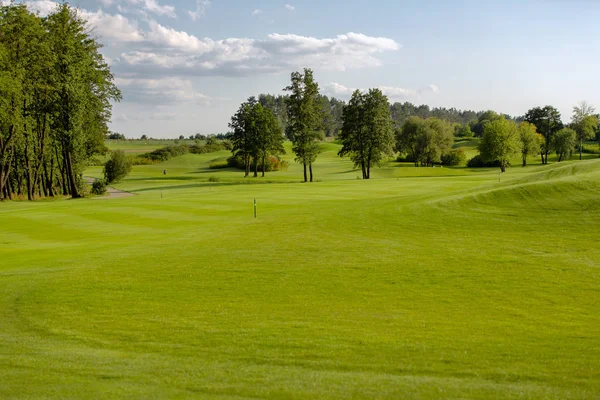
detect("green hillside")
[1,146,599,399]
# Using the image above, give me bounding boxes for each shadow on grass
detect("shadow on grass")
[129,179,300,193]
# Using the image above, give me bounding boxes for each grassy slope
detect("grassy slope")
[1,141,599,399]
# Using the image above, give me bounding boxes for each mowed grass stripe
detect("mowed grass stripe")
[1,142,599,398]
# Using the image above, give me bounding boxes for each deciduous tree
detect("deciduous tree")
[284,68,324,182]
[571,101,598,160]
[338,89,394,179]
[518,122,542,167]
[524,106,563,164]
[552,128,577,162]
[478,117,519,172]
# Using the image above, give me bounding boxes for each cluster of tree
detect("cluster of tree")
[338,89,394,178]
[477,102,599,171]
[185,133,231,141]
[229,97,285,177]
[257,93,345,138]
[0,4,120,200]
[107,132,126,140]
[390,103,493,127]
[395,117,454,167]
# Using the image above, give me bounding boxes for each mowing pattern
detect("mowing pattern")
[1,150,599,399]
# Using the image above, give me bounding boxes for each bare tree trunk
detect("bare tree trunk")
[309,163,313,182]
[65,150,80,198]
[303,163,307,182]
[261,154,265,177]
[522,156,527,167]
[244,154,250,177]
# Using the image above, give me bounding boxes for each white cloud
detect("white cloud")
[428,84,440,93]
[326,82,439,100]
[252,9,262,16]
[285,4,295,11]
[24,0,58,16]
[115,29,400,76]
[83,10,144,42]
[115,77,212,105]
[125,0,176,18]
[188,0,210,20]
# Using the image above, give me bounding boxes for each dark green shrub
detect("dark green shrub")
[466,154,502,168]
[104,150,132,183]
[227,155,289,172]
[208,176,221,183]
[441,149,466,166]
[143,145,189,161]
[396,154,416,163]
[91,179,107,195]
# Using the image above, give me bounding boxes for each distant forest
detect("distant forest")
[255,93,519,138]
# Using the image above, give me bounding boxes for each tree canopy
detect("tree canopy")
[284,68,324,182]
[229,98,284,178]
[478,117,519,172]
[0,3,120,200]
[523,106,563,164]
[338,89,394,179]
[395,116,454,167]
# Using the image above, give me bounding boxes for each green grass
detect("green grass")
[1,141,600,399]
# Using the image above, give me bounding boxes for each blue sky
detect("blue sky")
[22,0,600,137]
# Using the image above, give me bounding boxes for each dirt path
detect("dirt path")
[84,177,135,199]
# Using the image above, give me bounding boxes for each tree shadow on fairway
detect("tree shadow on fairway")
[129,179,295,193]
[186,168,238,175]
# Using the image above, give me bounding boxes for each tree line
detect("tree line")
[476,103,599,171]
[232,68,600,181]
[0,3,120,200]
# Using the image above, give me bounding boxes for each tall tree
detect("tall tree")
[552,128,577,162]
[523,106,563,164]
[518,122,542,167]
[284,68,324,182]
[229,99,255,177]
[338,89,394,179]
[253,104,285,177]
[395,116,453,167]
[478,117,519,172]
[229,101,285,177]
[571,101,598,160]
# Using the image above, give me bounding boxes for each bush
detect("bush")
[104,150,132,183]
[208,176,221,183]
[396,154,416,163]
[91,179,107,195]
[466,154,502,168]
[441,149,466,166]
[142,145,189,162]
[227,155,289,172]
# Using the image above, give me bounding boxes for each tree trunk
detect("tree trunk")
[580,139,583,160]
[303,163,307,182]
[522,156,527,167]
[309,163,313,182]
[361,162,366,180]
[65,150,80,198]
[261,155,265,177]
[46,159,55,197]
[253,160,258,177]
[500,165,506,173]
